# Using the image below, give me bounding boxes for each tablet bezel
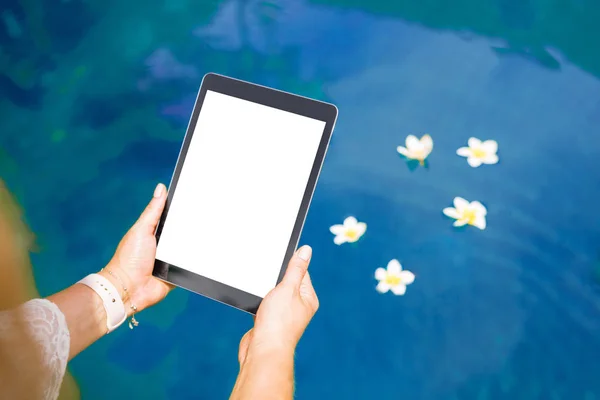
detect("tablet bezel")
[153,73,338,314]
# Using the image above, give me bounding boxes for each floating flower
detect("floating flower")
[397,134,433,165]
[375,259,415,295]
[456,138,498,167]
[443,197,487,230]
[329,217,367,245]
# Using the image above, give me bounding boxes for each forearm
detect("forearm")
[230,346,295,400]
[47,281,106,360]
[47,270,126,360]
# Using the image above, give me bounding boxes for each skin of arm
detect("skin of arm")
[230,345,295,400]
[230,246,319,400]
[47,269,133,359]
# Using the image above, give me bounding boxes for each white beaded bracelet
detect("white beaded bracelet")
[78,274,127,334]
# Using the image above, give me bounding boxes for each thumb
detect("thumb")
[136,183,167,234]
[282,245,312,288]
[238,329,253,366]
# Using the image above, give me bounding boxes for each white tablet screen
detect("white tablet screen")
[155,90,326,298]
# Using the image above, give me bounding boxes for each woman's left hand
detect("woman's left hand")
[100,183,173,315]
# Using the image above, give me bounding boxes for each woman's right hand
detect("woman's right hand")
[237,245,319,365]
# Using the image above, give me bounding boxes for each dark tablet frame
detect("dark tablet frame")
[153,73,338,314]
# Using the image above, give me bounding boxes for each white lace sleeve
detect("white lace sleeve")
[0,299,70,400]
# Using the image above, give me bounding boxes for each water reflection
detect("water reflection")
[0,0,599,398]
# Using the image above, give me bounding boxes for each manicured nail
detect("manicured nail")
[154,184,164,198]
[297,245,312,262]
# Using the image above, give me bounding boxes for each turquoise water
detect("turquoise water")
[2,0,600,399]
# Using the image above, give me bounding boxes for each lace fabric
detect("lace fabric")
[0,299,70,400]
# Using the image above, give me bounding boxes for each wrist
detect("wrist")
[245,341,295,365]
[98,266,131,303]
[234,341,295,400]
[77,274,127,334]
[98,267,139,318]
[86,284,109,333]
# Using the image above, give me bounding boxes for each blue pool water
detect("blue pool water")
[1,0,600,399]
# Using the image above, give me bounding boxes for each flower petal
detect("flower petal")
[399,270,415,285]
[468,137,482,148]
[375,267,387,281]
[376,281,391,293]
[443,207,461,219]
[397,146,409,157]
[354,222,367,237]
[420,134,433,152]
[343,216,358,227]
[470,201,487,216]
[406,135,420,150]
[387,259,402,274]
[471,215,487,230]
[483,154,499,165]
[453,197,469,210]
[390,284,407,296]
[329,224,345,235]
[333,235,348,245]
[467,157,483,168]
[456,147,471,157]
[453,218,468,227]
[481,140,498,154]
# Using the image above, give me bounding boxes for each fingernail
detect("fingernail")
[153,184,164,198]
[297,245,312,262]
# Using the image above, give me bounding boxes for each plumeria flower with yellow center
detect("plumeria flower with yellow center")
[443,197,487,230]
[456,137,499,168]
[329,216,367,245]
[397,134,433,165]
[375,259,415,295]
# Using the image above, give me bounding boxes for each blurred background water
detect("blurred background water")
[1,0,600,399]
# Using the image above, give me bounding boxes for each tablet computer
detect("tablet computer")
[153,73,337,314]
